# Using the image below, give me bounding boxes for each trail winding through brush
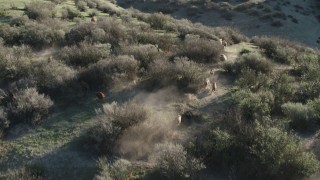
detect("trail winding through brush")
[192,43,258,115]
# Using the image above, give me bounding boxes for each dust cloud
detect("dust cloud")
[114,86,188,161]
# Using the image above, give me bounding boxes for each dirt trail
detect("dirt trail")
[224,42,259,62]
[193,42,259,116]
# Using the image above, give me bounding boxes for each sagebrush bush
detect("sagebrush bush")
[178,37,223,63]
[49,0,67,4]
[224,52,272,75]
[76,1,87,12]
[95,1,120,16]
[282,98,320,130]
[59,42,111,67]
[151,142,204,179]
[191,111,320,179]
[65,18,126,45]
[146,13,170,30]
[79,55,139,89]
[96,18,127,45]
[6,162,46,180]
[135,32,176,51]
[25,1,56,20]
[300,60,320,100]
[102,102,148,130]
[236,68,271,91]
[0,44,33,80]
[33,59,77,89]
[123,44,160,69]
[6,88,53,125]
[94,158,132,180]
[10,16,30,27]
[1,21,65,48]
[271,73,295,112]
[0,107,9,137]
[61,7,83,20]
[282,102,311,130]
[0,24,17,45]
[232,89,274,121]
[87,0,97,8]
[147,57,206,93]
[251,36,312,65]
[83,102,147,155]
[307,98,320,122]
[65,23,94,44]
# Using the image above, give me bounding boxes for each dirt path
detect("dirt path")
[191,42,259,116]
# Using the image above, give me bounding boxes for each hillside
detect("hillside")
[118,0,320,47]
[0,0,320,179]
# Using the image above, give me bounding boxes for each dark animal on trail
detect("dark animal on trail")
[96,91,105,100]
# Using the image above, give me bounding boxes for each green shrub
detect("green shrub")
[307,98,320,122]
[252,36,301,65]
[90,28,107,43]
[282,98,320,130]
[2,21,65,48]
[65,23,94,44]
[232,89,274,121]
[294,52,319,75]
[300,58,320,99]
[33,59,77,89]
[135,32,176,51]
[6,162,46,180]
[94,158,132,180]
[271,73,295,111]
[6,88,54,125]
[95,1,119,16]
[123,44,160,69]
[61,7,83,20]
[84,117,121,155]
[212,26,249,44]
[282,102,311,130]
[151,142,205,179]
[0,24,18,45]
[76,1,87,12]
[25,1,56,20]
[103,101,148,130]
[236,68,271,91]
[83,102,148,155]
[239,48,251,55]
[65,18,126,45]
[0,107,9,137]
[87,1,97,8]
[89,10,99,17]
[0,44,33,80]
[178,37,223,63]
[224,52,272,76]
[96,18,127,45]
[147,13,169,30]
[59,42,111,67]
[147,57,206,93]
[49,0,67,4]
[191,113,320,179]
[80,55,139,88]
[10,16,30,27]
